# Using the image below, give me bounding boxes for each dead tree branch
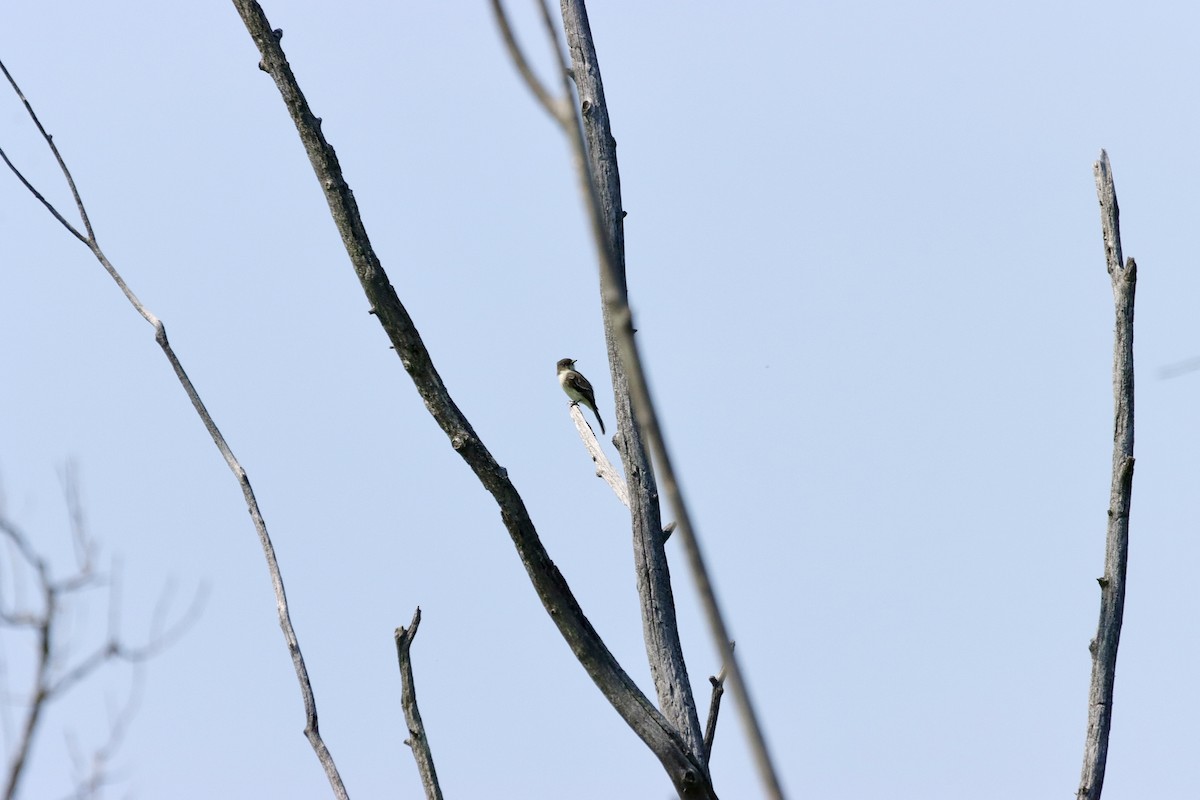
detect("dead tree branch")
[1077,149,1136,800]
[0,58,346,799]
[394,609,443,800]
[567,405,629,507]
[703,642,734,762]
[231,2,713,796]
[491,0,708,768]
[550,0,712,769]
[490,0,784,795]
[0,483,198,800]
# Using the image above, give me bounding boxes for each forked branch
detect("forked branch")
[0,481,199,800]
[490,0,784,795]
[0,58,347,799]
[490,0,710,770]
[231,2,713,796]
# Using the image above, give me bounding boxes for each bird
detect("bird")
[556,357,605,435]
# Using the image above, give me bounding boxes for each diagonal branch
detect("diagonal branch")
[0,60,90,245]
[0,58,347,799]
[230,2,714,796]
[489,0,563,123]
[566,405,629,507]
[1076,149,1136,800]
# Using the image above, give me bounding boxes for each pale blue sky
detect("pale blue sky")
[2,2,1199,798]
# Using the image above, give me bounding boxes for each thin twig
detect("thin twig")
[0,57,346,798]
[703,641,734,762]
[230,2,713,796]
[0,517,56,800]
[394,609,443,800]
[0,506,197,800]
[1076,149,1136,800]
[64,658,145,800]
[549,1,785,795]
[489,0,563,123]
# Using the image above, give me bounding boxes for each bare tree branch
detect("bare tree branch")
[0,61,90,246]
[394,609,443,800]
[489,0,563,123]
[230,2,713,796]
[487,5,711,772]
[0,57,346,799]
[0,517,57,800]
[63,659,145,800]
[490,0,713,770]
[499,1,784,795]
[1077,149,1136,800]
[703,641,734,762]
[567,405,629,507]
[0,493,199,800]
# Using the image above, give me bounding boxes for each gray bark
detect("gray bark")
[395,609,444,800]
[557,0,708,767]
[236,2,716,796]
[1077,149,1136,800]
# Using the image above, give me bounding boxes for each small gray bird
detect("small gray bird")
[556,358,605,435]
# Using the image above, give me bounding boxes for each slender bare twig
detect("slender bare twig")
[0,516,57,800]
[702,641,734,762]
[567,405,629,507]
[64,659,145,800]
[231,2,713,796]
[0,501,198,800]
[1077,150,1136,800]
[394,609,443,800]
[0,58,346,798]
[493,0,784,794]
[489,0,562,122]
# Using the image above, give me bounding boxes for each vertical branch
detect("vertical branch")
[554,2,784,795]
[394,609,443,800]
[1,544,52,800]
[550,0,706,764]
[1077,150,1136,800]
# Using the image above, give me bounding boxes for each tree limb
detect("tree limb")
[394,609,443,800]
[231,2,714,795]
[0,57,346,799]
[489,0,563,122]
[703,641,734,762]
[0,488,198,800]
[567,404,629,507]
[491,0,715,775]
[549,1,784,795]
[1076,149,1136,800]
